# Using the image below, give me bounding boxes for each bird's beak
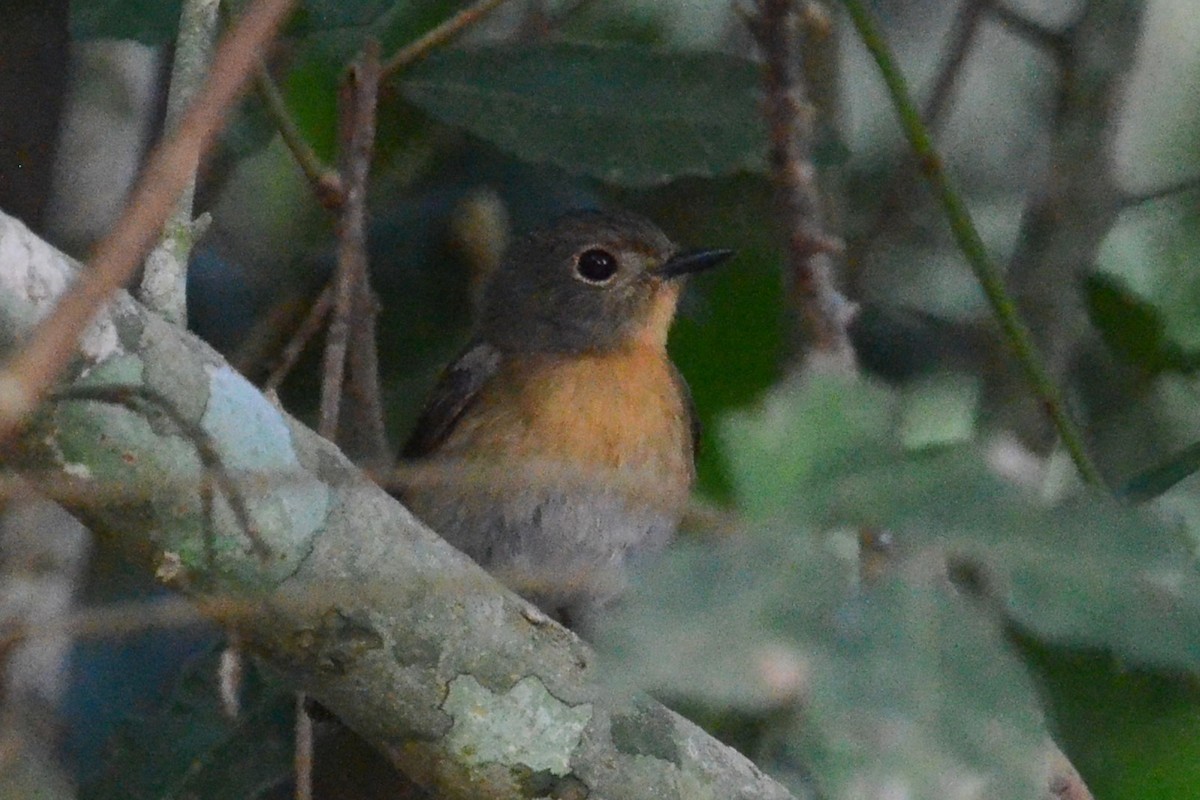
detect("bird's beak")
[658,248,735,279]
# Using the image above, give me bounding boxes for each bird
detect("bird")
[394,209,733,632]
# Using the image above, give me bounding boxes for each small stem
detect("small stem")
[922,0,991,132]
[1120,173,1200,209]
[318,43,382,448]
[380,0,513,79]
[746,0,854,362]
[140,0,221,325]
[987,3,1067,57]
[838,0,1105,488]
[851,0,991,290]
[253,60,344,209]
[263,282,334,393]
[294,693,314,800]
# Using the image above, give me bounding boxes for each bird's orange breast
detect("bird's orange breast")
[442,342,695,501]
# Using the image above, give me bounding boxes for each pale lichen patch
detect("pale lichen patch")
[62,462,93,480]
[443,674,592,776]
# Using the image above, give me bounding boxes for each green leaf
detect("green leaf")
[1086,273,1200,375]
[82,647,294,800]
[399,43,769,187]
[1022,641,1200,800]
[1120,440,1200,503]
[604,374,1200,795]
[599,534,1046,800]
[70,0,182,43]
[718,377,1200,672]
[719,374,896,520]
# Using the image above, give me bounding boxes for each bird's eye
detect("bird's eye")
[574,248,619,284]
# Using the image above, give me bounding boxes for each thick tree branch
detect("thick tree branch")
[0,210,798,800]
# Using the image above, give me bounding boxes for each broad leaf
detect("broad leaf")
[606,375,1200,797]
[600,533,1046,800]
[1086,273,1200,375]
[721,376,1200,671]
[400,43,769,187]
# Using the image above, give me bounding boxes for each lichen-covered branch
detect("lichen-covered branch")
[0,210,798,800]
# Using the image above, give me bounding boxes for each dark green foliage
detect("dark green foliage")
[602,375,1200,798]
[1122,440,1200,502]
[82,648,294,800]
[400,43,768,187]
[1021,640,1200,800]
[1086,272,1200,376]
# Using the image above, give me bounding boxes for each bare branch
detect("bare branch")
[263,283,334,393]
[1120,172,1200,209]
[381,0,514,79]
[318,43,384,462]
[987,3,1067,57]
[851,0,993,287]
[253,60,345,209]
[746,0,854,363]
[996,0,1146,452]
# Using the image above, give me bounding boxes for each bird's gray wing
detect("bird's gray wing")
[401,341,502,458]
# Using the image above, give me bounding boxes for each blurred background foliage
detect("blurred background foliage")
[7,0,1200,797]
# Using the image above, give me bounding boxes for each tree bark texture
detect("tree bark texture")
[0,210,797,800]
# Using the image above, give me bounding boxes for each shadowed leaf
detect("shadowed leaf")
[400,43,768,187]
[82,647,294,800]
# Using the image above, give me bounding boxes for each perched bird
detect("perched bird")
[395,210,732,631]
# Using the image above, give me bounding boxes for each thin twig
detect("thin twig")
[253,60,345,209]
[339,43,390,469]
[343,282,391,469]
[0,596,252,649]
[837,0,1105,487]
[380,0,513,79]
[1120,173,1200,209]
[746,0,854,360]
[294,693,314,800]
[263,282,334,393]
[0,0,295,441]
[923,0,992,128]
[140,0,222,325]
[987,3,1067,56]
[852,0,992,288]
[318,43,382,445]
